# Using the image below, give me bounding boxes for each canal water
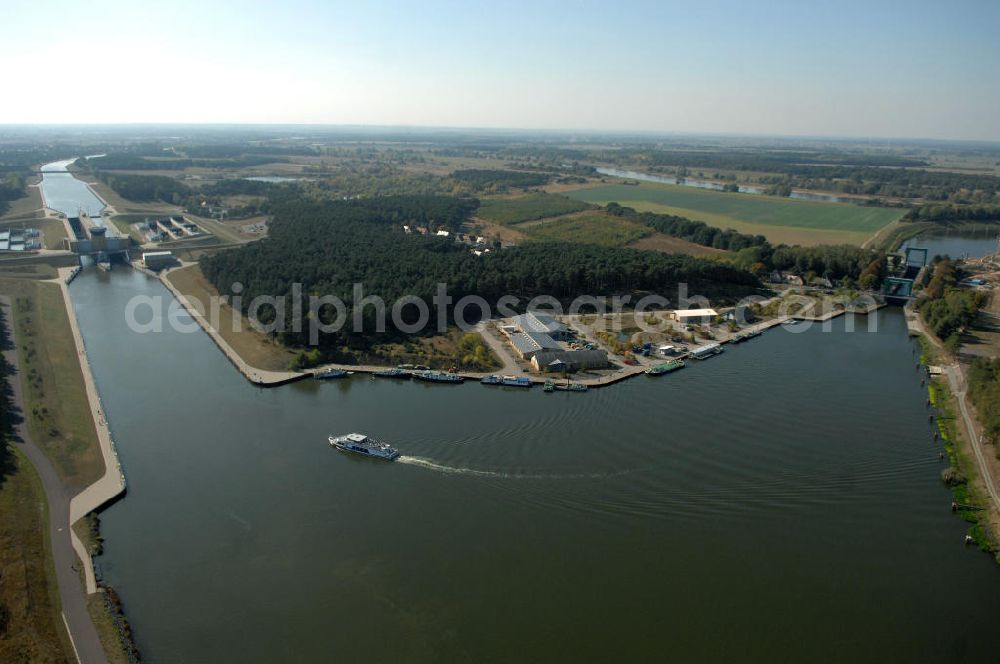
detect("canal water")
[596,167,864,204]
[66,268,1000,663]
[902,231,998,260]
[39,158,107,219]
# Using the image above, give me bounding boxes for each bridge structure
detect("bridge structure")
[64,213,131,266]
[884,246,928,303]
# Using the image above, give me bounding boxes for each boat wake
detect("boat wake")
[397,455,631,481]
[397,456,510,477]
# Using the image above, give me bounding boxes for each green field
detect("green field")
[3,279,104,491]
[522,212,652,247]
[566,183,904,246]
[0,448,74,663]
[477,192,591,226]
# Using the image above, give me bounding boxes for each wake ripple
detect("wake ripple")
[397,456,631,481]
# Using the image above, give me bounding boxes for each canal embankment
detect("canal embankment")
[56,267,127,593]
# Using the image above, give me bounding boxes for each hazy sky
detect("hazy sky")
[4,0,999,140]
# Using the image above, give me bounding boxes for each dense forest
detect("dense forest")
[903,204,1000,224]
[451,169,550,191]
[0,172,25,216]
[200,196,760,353]
[918,260,984,350]
[94,172,191,204]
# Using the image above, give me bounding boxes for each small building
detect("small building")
[668,308,718,326]
[658,344,679,356]
[435,230,450,237]
[530,349,608,372]
[720,306,755,324]
[142,251,175,270]
[809,276,834,289]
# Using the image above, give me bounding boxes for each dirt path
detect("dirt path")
[947,364,1000,512]
[474,321,522,375]
[1,296,108,664]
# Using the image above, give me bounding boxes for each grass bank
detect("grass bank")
[1,278,104,491]
[0,446,74,662]
[929,378,998,556]
[163,264,298,372]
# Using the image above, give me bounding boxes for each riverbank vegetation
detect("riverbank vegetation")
[918,260,985,351]
[928,380,997,554]
[292,328,502,372]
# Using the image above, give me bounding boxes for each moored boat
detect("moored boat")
[646,359,685,375]
[315,368,349,379]
[543,379,555,392]
[412,370,464,383]
[554,381,588,392]
[374,367,410,378]
[689,343,723,360]
[500,375,532,388]
[329,433,400,461]
[481,375,503,385]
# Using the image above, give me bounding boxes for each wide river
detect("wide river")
[596,167,865,204]
[64,267,1000,662]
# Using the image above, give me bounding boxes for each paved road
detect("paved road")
[0,296,108,664]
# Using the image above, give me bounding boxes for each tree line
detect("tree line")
[918,259,984,351]
[605,203,769,252]
[451,169,550,191]
[603,202,883,282]
[903,204,1000,224]
[84,153,289,171]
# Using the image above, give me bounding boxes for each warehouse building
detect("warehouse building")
[668,308,718,326]
[512,311,568,339]
[142,250,175,270]
[530,349,608,373]
[502,311,570,359]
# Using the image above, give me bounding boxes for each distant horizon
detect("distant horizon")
[4,0,999,140]
[3,121,1000,147]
